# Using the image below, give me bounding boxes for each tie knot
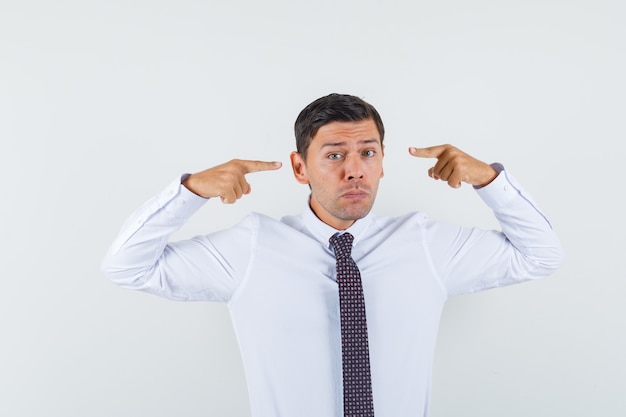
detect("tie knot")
[330,232,354,259]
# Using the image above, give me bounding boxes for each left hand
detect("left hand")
[409,144,498,188]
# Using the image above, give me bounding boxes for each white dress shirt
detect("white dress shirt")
[102,167,563,417]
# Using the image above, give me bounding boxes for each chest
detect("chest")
[231,230,447,332]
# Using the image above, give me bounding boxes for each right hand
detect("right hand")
[183,159,282,203]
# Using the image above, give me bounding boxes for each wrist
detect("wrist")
[473,163,502,189]
[182,174,203,197]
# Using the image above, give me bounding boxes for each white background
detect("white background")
[1,0,624,416]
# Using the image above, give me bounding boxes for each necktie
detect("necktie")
[330,232,375,417]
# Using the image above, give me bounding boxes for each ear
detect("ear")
[290,151,310,185]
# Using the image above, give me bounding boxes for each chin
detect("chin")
[340,206,372,221]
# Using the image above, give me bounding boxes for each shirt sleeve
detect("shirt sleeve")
[425,167,565,296]
[101,175,256,302]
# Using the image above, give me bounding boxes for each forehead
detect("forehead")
[312,119,381,145]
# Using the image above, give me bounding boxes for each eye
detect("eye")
[328,153,343,160]
[363,149,376,157]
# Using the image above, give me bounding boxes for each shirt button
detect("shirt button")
[504,185,510,191]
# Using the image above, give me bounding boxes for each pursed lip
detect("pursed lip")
[341,188,370,199]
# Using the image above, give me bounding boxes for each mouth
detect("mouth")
[341,189,370,199]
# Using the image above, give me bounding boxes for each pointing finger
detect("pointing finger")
[239,160,283,174]
[408,145,450,159]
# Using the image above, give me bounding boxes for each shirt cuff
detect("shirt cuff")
[155,174,209,219]
[474,165,520,210]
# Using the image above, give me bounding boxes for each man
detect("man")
[102,93,564,416]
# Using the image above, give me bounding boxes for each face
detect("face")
[290,119,384,230]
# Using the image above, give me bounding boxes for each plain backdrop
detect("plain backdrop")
[1,0,624,416]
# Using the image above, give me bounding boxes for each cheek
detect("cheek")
[308,169,335,195]
[366,161,384,178]
[309,164,335,181]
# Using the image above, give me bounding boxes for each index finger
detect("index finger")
[408,145,451,159]
[240,159,283,174]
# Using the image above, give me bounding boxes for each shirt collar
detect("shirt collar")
[300,196,374,249]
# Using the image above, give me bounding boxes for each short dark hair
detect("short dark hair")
[294,93,385,159]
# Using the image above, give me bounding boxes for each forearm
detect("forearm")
[431,167,564,296]
[476,168,565,275]
[101,175,208,289]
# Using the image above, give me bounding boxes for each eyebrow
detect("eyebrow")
[320,139,380,148]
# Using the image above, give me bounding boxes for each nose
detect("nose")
[344,155,364,181]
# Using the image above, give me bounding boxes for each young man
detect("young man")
[102,93,563,416]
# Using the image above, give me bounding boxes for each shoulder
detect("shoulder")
[278,212,309,233]
[250,212,306,235]
[369,211,431,231]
